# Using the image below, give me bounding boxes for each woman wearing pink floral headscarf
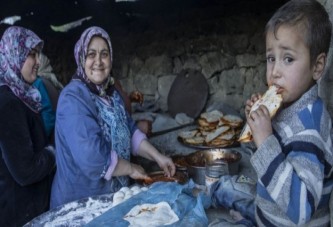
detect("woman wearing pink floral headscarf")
[0,26,56,226]
[50,26,175,209]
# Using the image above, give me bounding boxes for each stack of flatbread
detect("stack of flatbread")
[178,109,243,147]
[238,85,283,143]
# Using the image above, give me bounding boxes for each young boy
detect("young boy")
[210,0,333,226]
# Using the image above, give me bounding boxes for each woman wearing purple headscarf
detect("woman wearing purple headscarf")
[50,26,175,208]
[0,26,56,226]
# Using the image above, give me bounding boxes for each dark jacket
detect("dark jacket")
[0,86,55,226]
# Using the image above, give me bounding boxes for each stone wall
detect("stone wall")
[43,0,333,118]
[111,1,275,117]
[108,0,333,117]
[319,0,333,118]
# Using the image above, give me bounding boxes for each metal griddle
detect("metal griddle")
[167,69,209,119]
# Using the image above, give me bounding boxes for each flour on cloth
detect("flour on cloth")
[123,201,179,226]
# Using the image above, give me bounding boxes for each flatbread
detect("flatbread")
[216,129,236,140]
[206,139,234,147]
[197,118,218,128]
[238,85,283,143]
[205,126,230,143]
[221,114,243,128]
[178,109,243,147]
[123,202,179,227]
[178,129,198,140]
[184,136,205,145]
[200,110,223,123]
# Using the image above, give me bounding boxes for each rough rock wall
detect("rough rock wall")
[114,0,333,116]
[319,0,333,118]
[112,1,280,116]
[44,0,332,117]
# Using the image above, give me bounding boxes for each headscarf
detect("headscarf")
[73,26,115,97]
[38,52,64,90]
[0,26,43,112]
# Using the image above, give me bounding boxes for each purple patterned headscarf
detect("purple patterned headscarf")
[73,26,114,97]
[0,26,43,112]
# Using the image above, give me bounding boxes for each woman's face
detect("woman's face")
[84,36,111,85]
[20,48,40,84]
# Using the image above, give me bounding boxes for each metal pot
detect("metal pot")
[186,148,242,185]
[187,165,206,185]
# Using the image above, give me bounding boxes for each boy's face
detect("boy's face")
[265,25,317,105]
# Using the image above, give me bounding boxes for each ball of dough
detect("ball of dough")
[123,194,132,200]
[113,197,123,206]
[120,186,130,193]
[125,190,133,197]
[132,189,141,195]
[113,191,125,199]
[131,186,140,191]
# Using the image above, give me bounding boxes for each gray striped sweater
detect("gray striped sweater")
[251,85,333,227]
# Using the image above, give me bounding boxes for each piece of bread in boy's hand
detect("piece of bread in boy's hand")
[238,85,283,143]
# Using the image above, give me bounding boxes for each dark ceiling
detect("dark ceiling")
[1,0,287,84]
[1,0,212,36]
[1,0,287,37]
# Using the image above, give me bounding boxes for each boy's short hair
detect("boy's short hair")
[265,0,332,66]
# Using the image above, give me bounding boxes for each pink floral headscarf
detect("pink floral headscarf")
[0,26,43,112]
[73,26,114,97]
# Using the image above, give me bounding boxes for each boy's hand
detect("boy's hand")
[247,105,272,147]
[245,93,261,119]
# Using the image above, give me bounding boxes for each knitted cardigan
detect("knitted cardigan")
[251,85,333,227]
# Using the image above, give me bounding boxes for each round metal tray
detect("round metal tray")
[167,69,209,119]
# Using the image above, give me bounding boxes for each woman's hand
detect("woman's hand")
[112,158,149,179]
[137,140,176,177]
[128,163,150,180]
[155,154,176,177]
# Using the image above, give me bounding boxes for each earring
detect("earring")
[109,76,115,85]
